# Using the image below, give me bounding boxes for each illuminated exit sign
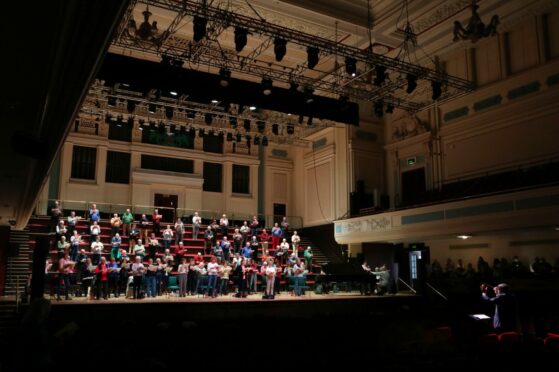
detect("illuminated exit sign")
[407,157,416,166]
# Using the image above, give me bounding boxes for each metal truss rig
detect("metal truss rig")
[113,0,475,112]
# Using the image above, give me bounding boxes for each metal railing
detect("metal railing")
[41,198,303,229]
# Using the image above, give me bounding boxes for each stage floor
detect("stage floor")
[42,291,415,305]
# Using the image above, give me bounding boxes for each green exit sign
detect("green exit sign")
[407,157,416,166]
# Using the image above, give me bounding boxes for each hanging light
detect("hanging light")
[374,65,387,86]
[234,27,248,52]
[261,77,273,96]
[219,68,231,87]
[453,1,499,43]
[274,38,287,61]
[406,74,418,94]
[431,81,442,100]
[193,16,207,42]
[307,47,319,69]
[345,57,357,76]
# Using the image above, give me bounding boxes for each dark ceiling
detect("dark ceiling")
[1,0,129,228]
[98,53,360,126]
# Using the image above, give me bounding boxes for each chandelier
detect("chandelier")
[453,0,499,43]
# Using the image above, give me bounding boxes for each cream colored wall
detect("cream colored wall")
[426,230,559,269]
[385,13,559,209]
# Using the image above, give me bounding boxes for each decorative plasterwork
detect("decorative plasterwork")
[335,216,392,235]
[410,0,471,36]
[389,113,431,143]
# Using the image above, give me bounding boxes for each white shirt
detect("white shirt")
[207,262,219,275]
[291,234,300,244]
[192,216,201,226]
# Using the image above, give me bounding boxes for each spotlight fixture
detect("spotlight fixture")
[272,123,279,135]
[257,120,265,133]
[107,96,117,107]
[374,65,387,86]
[243,119,251,132]
[158,122,165,133]
[229,116,238,128]
[339,94,350,112]
[286,125,294,135]
[262,136,268,146]
[226,132,233,141]
[198,128,205,137]
[219,68,231,87]
[169,124,177,135]
[406,74,418,94]
[307,116,313,126]
[148,103,157,114]
[204,113,213,125]
[193,16,207,42]
[345,57,357,76]
[298,114,304,125]
[149,121,156,132]
[245,134,252,144]
[431,81,442,100]
[165,107,174,119]
[303,86,314,104]
[307,47,319,69]
[171,59,184,68]
[374,100,384,118]
[456,234,472,240]
[385,103,395,114]
[236,132,242,142]
[254,136,260,146]
[261,77,273,96]
[274,37,287,61]
[234,27,248,52]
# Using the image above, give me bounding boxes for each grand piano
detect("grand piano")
[316,262,376,294]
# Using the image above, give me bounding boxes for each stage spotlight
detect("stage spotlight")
[374,65,386,86]
[193,16,207,42]
[307,116,313,126]
[204,113,213,125]
[226,132,233,141]
[272,123,279,135]
[286,125,294,135]
[406,74,418,94]
[304,86,314,104]
[236,132,242,142]
[261,77,273,95]
[298,114,304,125]
[339,94,350,112]
[234,27,248,52]
[245,134,252,144]
[148,103,157,114]
[149,121,156,132]
[158,122,166,133]
[169,124,177,135]
[386,103,395,114]
[127,116,134,127]
[219,68,231,87]
[198,128,205,137]
[165,107,174,119]
[254,136,260,145]
[262,136,268,146]
[307,47,319,69]
[229,116,238,128]
[374,100,384,118]
[172,59,184,68]
[431,81,442,100]
[107,96,117,107]
[345,57,357,76]
[160,54,172,66]
[274,37,287,61]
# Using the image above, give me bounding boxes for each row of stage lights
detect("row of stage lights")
[104,112,271,147]
[106,93,314,130]
[190,17,444,104]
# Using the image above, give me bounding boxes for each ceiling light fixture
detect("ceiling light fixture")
[454,0,499,43]
[457,234,472,240]
[307,47,319,69]
[274,37,287,61]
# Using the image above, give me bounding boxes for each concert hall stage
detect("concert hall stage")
[41,292,421,325]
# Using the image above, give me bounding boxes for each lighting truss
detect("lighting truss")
[82,81,326,147]
[112,0,475,113]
